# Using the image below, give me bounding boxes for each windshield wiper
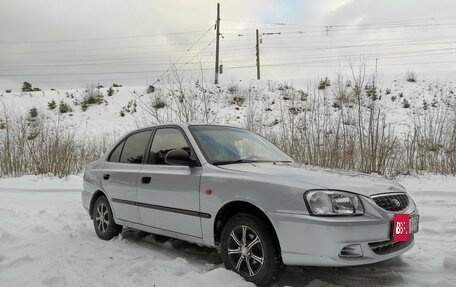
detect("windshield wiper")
[213,159,293,166]
[212,159,261,166]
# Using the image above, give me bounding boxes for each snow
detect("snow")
[0,175,254,287]
[0,174,82,191]
[399,174,456,192]
[1,175,455,286]
[1,79,455,141]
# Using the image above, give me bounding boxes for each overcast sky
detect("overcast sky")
[0,0,455,90]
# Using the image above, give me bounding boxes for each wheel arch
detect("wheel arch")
[213,200,281,251]
[89,190,107,219]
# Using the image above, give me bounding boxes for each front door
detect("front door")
[137,128,202,238]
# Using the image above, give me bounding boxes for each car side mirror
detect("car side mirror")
[165,149,191,166]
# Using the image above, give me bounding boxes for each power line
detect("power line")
[150,26,213,85]
[261,58,456,68]
[221,15,456,28]
[260,41,456,52]
[0,29,216,77]
[2,57,454,78]
[0,61,213,71]
[260,34,456,45]
[213,49,456,64]
[0,67,214,77]
[2,37,453,74]
[0,50,215,66]
[0,41,213,56]
[220,22,456,38]
[0,29,211,45]
[221,25,456,37]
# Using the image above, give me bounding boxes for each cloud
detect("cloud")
[0,0,455,90]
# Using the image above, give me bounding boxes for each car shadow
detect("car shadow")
[120,228,223,266]
[119,228,410,287]
[274,257,410,287]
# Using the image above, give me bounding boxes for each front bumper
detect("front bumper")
[268,195,418,266]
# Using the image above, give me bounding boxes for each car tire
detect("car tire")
[92,196,122,240]
[220,213,285,287]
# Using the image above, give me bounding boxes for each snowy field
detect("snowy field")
[0,175,455,287]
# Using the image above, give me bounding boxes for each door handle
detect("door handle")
[141,177,152,184]
[103,174,110,180]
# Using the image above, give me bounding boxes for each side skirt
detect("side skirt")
[115,218,205,246]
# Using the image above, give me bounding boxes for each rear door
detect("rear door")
[102,129,153,223]
[138,127,203,238]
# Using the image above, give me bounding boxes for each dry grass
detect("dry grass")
[0,104,110,177]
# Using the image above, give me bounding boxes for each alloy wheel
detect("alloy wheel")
[95,203,109,233]
[227,225,264,277]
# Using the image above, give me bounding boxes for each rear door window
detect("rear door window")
[118,130,153,164]
[108,141,125,162]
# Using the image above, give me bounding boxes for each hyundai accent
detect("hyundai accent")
[82,124,419,286]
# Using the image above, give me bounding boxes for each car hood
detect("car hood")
[219,162,405,197]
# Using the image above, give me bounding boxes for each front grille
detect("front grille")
[369,235,414,255]
[371,193,409,212]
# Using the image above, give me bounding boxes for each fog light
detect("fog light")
[339,244,363,258]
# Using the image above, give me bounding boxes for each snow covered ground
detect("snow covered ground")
[0,175,254,287]
[0,174,455,287]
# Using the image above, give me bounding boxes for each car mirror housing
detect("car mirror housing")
[165,149,191,166]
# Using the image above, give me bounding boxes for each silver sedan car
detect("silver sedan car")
[82,123,419,286]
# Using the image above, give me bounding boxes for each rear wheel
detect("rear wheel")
[220,213,284,287]
[92,196,122,240]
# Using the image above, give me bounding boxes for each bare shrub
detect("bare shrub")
[59,101,72,114]
[152,98,167,109]
[107,86,115,96]
[139,66,219,124]
[227,84,239,94]
[230,95,245,106]
[252,62,403,177]
[318,77,330,90]
[403,101,456,174]
[406,71,417,83]
[29,107,38,119]
[0,104,109,177]
[22,82,33,92]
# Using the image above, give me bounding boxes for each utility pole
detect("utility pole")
[214,3,220,84]
[255,29,260,80]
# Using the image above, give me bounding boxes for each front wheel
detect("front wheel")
[92,196,122,240]
[220,213,285,287]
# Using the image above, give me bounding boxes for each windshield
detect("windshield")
[189,125,293,165]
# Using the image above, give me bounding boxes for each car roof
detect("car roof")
[120,123,244,136]
[146,123,244,129]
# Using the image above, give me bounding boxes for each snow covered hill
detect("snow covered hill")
[1,78,454,140]
[0,174,455,287]
[2,77,455,177]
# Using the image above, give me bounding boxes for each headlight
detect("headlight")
[304,190,364,216]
